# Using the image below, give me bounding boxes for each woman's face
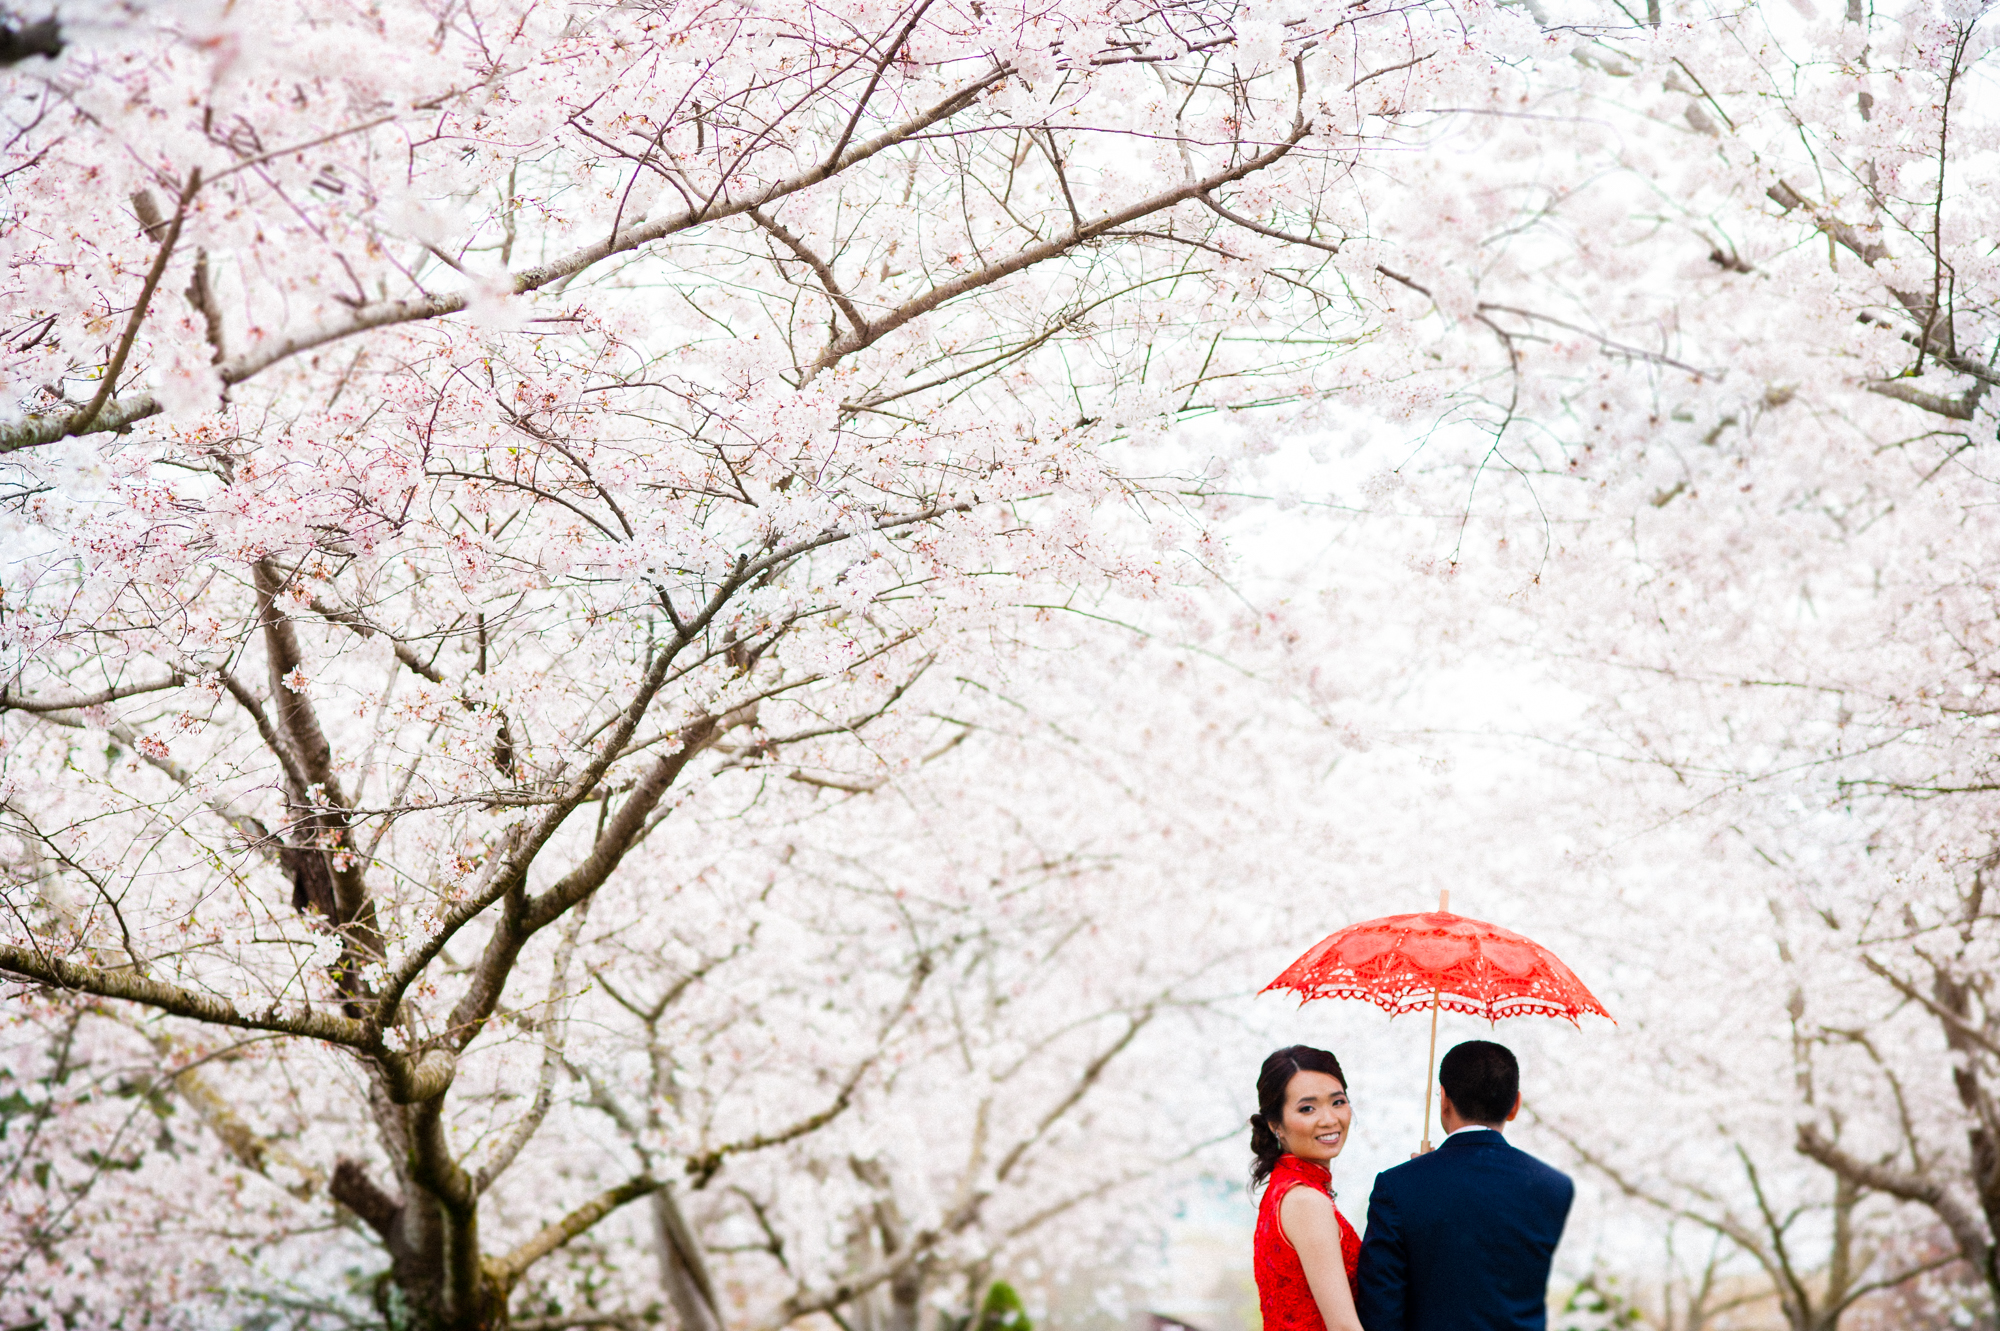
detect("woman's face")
[1273,1068,1352,1163]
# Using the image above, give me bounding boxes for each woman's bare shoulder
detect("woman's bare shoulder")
[1278,1181,1335,1222]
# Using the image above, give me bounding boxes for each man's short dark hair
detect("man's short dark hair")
[1439,1040,1519,1123]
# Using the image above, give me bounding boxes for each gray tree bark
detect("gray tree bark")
[653,1186,723,1331]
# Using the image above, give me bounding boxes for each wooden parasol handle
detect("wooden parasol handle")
[1419,889,1449,1152]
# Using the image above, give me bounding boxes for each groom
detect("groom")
[1355,1040,1573,1331]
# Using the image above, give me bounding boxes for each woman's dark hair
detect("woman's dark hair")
[1249,1044,1347,1188]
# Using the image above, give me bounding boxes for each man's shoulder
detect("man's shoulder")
[1500,1138,1575,1186]
[1367,1146,1455,1194]
[1369,1134,1575,1194]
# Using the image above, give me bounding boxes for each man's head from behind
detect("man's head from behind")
[1439,1040,1521,1129]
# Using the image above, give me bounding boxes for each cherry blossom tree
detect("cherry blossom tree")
[1218,0,2000,1315]
[0,0,1526,1321]
[1,579,1414,1331]
[6,0,1998,1323]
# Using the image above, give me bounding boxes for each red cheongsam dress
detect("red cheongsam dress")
[1253,1154,1362,1331]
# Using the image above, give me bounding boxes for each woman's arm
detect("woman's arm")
[1279,1186,1364,1331]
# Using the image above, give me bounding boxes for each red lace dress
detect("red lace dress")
[1254,1154,1361,1331]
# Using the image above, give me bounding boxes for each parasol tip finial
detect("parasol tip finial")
[1438,888,1449,914]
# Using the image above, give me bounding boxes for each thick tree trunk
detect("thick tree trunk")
[335,1165,505,1330]
[886,1262,924,1331]
[1933,967,2000,1311]
[333,1084,506,1331]
[654,1186,723,1331]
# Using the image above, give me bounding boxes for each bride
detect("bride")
[1250,1045,1365,1331]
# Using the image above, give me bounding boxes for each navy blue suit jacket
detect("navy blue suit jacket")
[1355,1128,1573,1331]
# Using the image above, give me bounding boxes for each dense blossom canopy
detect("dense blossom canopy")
[1,0,1996,1325]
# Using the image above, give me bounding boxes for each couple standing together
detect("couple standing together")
[1250,1040,1572,1331]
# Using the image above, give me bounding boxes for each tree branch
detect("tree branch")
[473,902,588,1193]
[219,670,314,802]
[1860,954,2000,1060]
[494,1172,665,1286]
[374,541,802,1028]
[1829,1253,1965,1316]
[436,715,719,1053]
[1796,1122,1992,1274]
[0,68,1011,453]
[1197,190,1342,255]
[808,120,1311,375]
[993,1008,1151,1183]
[752,1194,987,1331]
[1869,379,1984,420]
[684,951,933,1187]
[1533,1109,1775,1267]
[0,674,185,713]
[74,171,200,433]
[0,16,62,65]
[0,943,372,1046]
[310,597,448,684]
[823,0,938,170]
[1768,180,1889,265]
[750,206,871,337]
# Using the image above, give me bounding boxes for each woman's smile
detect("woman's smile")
[1276,1068,1353,1164]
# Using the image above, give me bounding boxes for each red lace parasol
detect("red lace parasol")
[1262,908,1610,1024]
[1263,892,1610,1149]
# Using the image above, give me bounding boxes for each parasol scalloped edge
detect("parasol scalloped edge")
[1261,910,1614,1027]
